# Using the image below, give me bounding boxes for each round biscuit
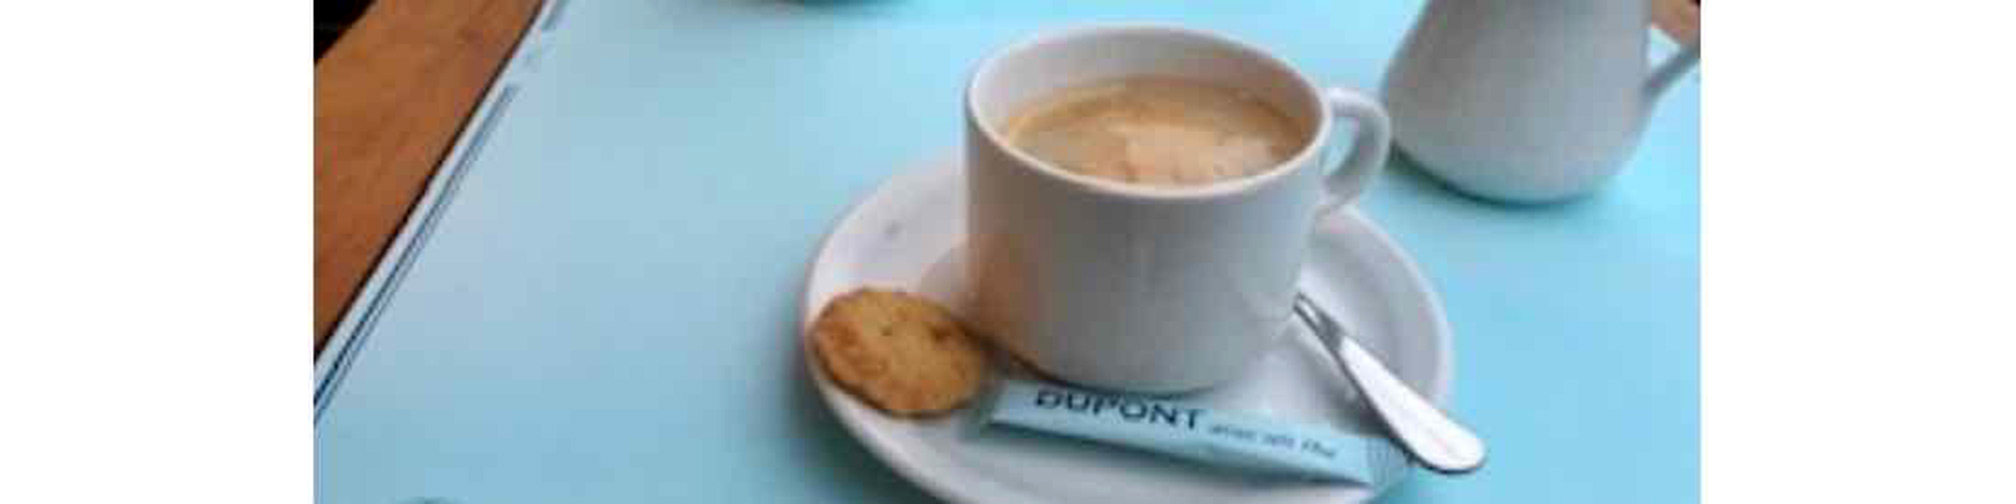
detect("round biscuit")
[811,288,990,416]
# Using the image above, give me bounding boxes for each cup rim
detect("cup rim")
[965,23,1334,201]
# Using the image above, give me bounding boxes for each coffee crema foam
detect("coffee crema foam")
[1003,77,1309,187]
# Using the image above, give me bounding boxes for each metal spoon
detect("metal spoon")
[1293,293,1487,474]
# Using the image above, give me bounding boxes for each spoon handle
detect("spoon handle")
[1294,294,1487,474]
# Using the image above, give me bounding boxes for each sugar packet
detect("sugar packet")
[983,379,1409,485]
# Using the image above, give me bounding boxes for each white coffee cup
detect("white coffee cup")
[965,25,1393,393]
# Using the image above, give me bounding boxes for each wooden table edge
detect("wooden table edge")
[314,0,544,357]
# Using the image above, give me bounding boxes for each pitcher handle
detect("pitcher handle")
[1647,43,1700,102]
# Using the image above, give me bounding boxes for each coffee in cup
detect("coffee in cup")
[1002,76,1312,188]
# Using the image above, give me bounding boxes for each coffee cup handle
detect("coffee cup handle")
[1314,87,1393,217]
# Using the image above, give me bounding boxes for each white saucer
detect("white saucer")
[800,154,1454,504]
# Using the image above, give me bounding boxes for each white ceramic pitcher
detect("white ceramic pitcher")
[1382,0,1699,203]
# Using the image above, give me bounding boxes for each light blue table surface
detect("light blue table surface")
[315,0,1699,502]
